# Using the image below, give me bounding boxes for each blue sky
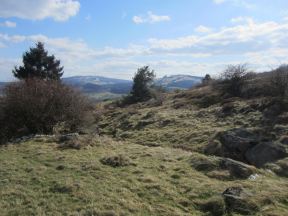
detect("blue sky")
[0,0,288,81]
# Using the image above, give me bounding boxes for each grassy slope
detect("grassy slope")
[1,86,288,215]
[86,92,124,101]
[98,87,264,152]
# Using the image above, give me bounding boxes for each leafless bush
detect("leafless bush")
[0,78,92,143]
[219,64,252,97]
[267,64,288,97]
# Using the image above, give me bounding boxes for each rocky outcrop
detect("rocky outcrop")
[206,128,287,168]
[245,142,287,167]
[220,158,257,179]
[205,128,258,160]
[190,155,257,180]
[216,128,258,161]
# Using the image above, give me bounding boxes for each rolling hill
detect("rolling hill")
[1,82,288,215]
[155,75,203,90]
[0,75,203,100]
[63,74,202,94]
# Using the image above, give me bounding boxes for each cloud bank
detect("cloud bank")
[0,0,80,21]
[1,17,288,80]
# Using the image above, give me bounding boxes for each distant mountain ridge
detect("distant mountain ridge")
[0,75,203,100]
[155,75,202,90]
[63,76,131,86]
[62,76,132,94]
[63,74,202,94]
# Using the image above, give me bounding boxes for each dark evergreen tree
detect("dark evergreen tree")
[130,66,155,102]
[13,42,64,80]
[202,74,212,85]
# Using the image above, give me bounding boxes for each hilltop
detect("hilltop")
[1,78,288,215]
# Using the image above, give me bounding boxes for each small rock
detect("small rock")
[191,157,220,172]
[56,165,65,170]
[248,174,260,181]
[220,158,257,179]
[222,186,259,215]
[100,155,131,167]
[57,133,79,142]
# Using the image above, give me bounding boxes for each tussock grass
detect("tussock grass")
[0,136,288,215]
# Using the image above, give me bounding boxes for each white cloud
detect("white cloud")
[132,16,145,24]
[148,18,288,54]
[0,21,16,28]
[213,0,254,8]
[1,17,288,81]
[195,25,213,33]
[64,59,222,79]
[133,11,171,24]
[0,0,80,21]
[230,16,254,24]
[0,33,25,43]
[0,58,20,81]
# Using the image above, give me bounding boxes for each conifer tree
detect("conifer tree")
[202,74,212,85]
[13,42,64,80]
[130,66,155,102]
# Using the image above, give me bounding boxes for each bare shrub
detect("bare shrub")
[0,78,92,143]
[267,64,288,97]
[219,64,252,97]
